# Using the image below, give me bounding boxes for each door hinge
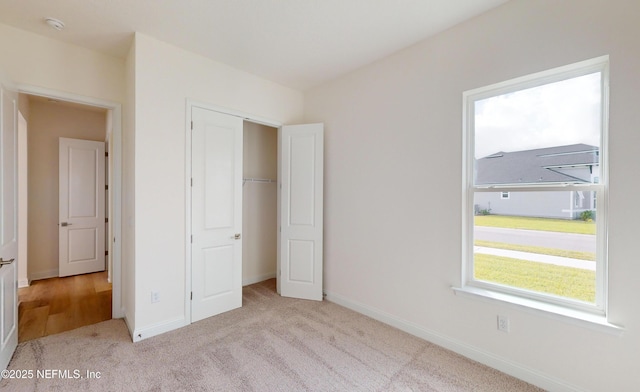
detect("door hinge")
[190,292,193,300]
[191,121,193,130]
[190,178,193,187]
[105,185,108,190]
[105,151,109,157]
[105,250,108,256]
[105,217,108,223]
[190,235,193,243]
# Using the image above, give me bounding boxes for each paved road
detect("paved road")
[474,226,596,253]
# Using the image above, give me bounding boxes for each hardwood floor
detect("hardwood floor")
[18,271,112,342]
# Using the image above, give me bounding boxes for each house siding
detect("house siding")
[474,191,593,219]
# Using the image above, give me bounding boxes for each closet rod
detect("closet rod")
[243,178,276,186]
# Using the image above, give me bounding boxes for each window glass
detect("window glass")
[474,72,601,186]
[464,58,607,310]
[473,191,597,303]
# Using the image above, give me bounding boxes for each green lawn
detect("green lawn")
[475,215,596,235]
[474,254,595,303]
[474,215,596,302]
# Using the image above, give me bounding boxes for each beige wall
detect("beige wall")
[242,122,278,285]
[28,98,107,279]
[304,0,640,390]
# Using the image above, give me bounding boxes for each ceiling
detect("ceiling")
[0,0,508,91]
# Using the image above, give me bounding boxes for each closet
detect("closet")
[242,121,278,286]
[189,105,323,323]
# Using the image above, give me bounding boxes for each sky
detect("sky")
[474,72,602,159]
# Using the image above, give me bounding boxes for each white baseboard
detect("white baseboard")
[18,279,29,288]
[29,269,58,281]
[131,316,188,343]
[324,291,582,392]
[243,272,276,287]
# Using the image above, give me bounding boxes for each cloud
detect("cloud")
[474,72,601,158]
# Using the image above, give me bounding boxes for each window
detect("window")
[463,57,608,314]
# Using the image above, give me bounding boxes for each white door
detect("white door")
[59,138,105,277]
[0,83,18,370]
[278,124,324,300]
[191,107,243,323]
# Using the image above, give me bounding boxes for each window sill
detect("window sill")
[452,286,624,336]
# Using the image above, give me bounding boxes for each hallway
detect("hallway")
[17,271,112,342]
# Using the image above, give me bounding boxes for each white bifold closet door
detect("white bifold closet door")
[278,123,324,301]
[191,107,243,322]
[190,105,325,325]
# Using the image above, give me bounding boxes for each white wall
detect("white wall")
[0,23,125,103]
[242,122,278,285]
[122,39,136,334]
[304,0,640,390]
[131,33,303,337]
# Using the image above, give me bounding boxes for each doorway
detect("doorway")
[242,121,278,287]
[24,96,108,279]
[15,86,122,332]
[17,94,111,339]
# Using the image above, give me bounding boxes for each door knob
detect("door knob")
[60,222,72,227]
[0,258,15,266]
[233,233,241,240]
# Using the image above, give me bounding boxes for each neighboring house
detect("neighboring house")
[474,144,599,219]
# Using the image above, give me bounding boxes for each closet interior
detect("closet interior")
[242,121,278,286]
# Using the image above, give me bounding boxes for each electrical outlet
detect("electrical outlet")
[497,315,510,332]
[151,291,160,303]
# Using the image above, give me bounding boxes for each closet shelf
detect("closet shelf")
[243,178,276,185]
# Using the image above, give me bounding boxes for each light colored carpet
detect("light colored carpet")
[2,279,543,391]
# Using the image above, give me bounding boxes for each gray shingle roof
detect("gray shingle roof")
[475,143,598,185]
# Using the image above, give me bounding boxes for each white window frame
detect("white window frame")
[461,56,609,316]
